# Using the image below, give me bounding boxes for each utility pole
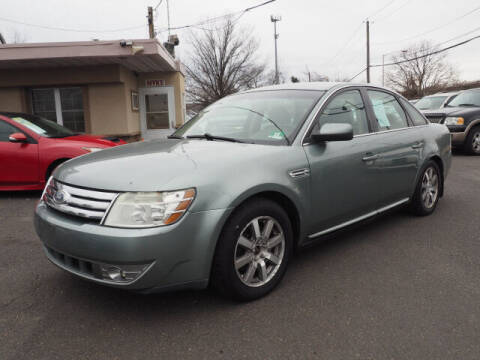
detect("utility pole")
[382,54,385,86]
[366,20,370,83]
[166,0,171,37]
[147,6,155,39]
[271,15,281,84]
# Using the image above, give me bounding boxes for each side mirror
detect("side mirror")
[8,132,28,143]
[311,123,354,143]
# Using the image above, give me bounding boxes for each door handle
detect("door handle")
[411,142,424,149]
[362,154,380,162]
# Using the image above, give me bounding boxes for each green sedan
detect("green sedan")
[35,83,451,301]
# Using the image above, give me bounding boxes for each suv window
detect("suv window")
[316,90,369,135]
[0,120,18,142]
[400,98,428,126]
[367,90,408,131]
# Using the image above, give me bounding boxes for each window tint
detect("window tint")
[367,90,408,131]
[400,98,428,126]
[316,90,369,135]
[0,120,18,142]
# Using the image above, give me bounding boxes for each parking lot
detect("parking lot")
[1,152,479,360]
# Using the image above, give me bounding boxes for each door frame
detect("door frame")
[139,86,176,140]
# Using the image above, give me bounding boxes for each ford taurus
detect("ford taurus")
[34,83,451,301]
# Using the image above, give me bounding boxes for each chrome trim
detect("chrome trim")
[308,198,410,239]
[58,182,118,201]
[300,83,432,145]
[44,180,119,222]
[289,168,310,178]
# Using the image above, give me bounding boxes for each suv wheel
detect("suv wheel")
[211,198,293,301]
[409,160,441,216]
[465,126,480,155]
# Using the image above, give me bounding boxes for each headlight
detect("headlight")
[103,189,196,228]
[81,147,104,153]
[444,117,464,126]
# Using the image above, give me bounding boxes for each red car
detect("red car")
[0,112,126,191]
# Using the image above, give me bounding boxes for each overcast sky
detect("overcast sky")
[1,0,479,86]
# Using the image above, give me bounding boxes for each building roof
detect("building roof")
[0,39,181,73]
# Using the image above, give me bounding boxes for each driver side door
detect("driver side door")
[0,119,40,186]
[303,88,385,237]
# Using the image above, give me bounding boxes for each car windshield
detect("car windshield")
[415,96,447,110]
[446,91,480,107]
[9,114,76,138]
[173,90,324,144]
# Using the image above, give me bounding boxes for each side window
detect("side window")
[0,120,18,142]
[316,90,369,135]
[400,98,428,126]
[367,90,409,131]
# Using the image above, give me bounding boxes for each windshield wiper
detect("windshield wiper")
[167,135,183,139]
[186,133,244,143]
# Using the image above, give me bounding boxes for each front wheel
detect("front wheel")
[211,198,293,301]
[409,161,441,216]
[464,126,480,155]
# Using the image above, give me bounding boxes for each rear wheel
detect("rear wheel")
[464,126,480,155]
[409,161,441,216]
[211,198,293,301]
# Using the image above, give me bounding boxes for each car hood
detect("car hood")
[423,107,480,117]
[54,139,289,192]
[57,134,126,146]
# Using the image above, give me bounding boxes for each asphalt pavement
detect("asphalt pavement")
[1,152,479,360]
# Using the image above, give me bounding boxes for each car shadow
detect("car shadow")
[0,190,42,199]
[48,207,413,316]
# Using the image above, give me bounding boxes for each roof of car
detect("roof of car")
[245,82,363,92]
[426,92,459,97]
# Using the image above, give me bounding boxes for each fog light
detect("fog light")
[99,263,150,283]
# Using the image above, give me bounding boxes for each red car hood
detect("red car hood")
[61,134,127,146]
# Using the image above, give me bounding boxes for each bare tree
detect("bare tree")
[385,41,457,98]
[185,18,266,106]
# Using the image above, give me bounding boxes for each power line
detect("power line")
[157,0,276,33]
[371,34,480,67]
[437,25,480,46]
[348,67,367,81]
[0,16,144,33]
[374,5,480,45]
[368,0,396,21]
[319,22,364,67]
[373,0,413,23]
[153,0,164,11]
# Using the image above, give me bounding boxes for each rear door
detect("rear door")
[303,88,387,236]
[0,119,40,186]
[364,89,422,206]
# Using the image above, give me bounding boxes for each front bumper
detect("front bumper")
[34,202,232,292]
[447,125,467,145]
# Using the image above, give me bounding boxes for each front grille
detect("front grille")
[43,179,118,222]
[424,113,446,123]
[45,246,98,278]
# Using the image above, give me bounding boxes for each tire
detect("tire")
[464,126,480,155]
[409,160,442,216]
[45,159,68,182]
[211,198,293,301]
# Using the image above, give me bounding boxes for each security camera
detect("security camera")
[120,40,133,47]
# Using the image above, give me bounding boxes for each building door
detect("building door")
[139,87,176,140]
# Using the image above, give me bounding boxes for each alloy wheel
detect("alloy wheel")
[421,166,439,209]
[472,132,480,153]
[234,216,285,287]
